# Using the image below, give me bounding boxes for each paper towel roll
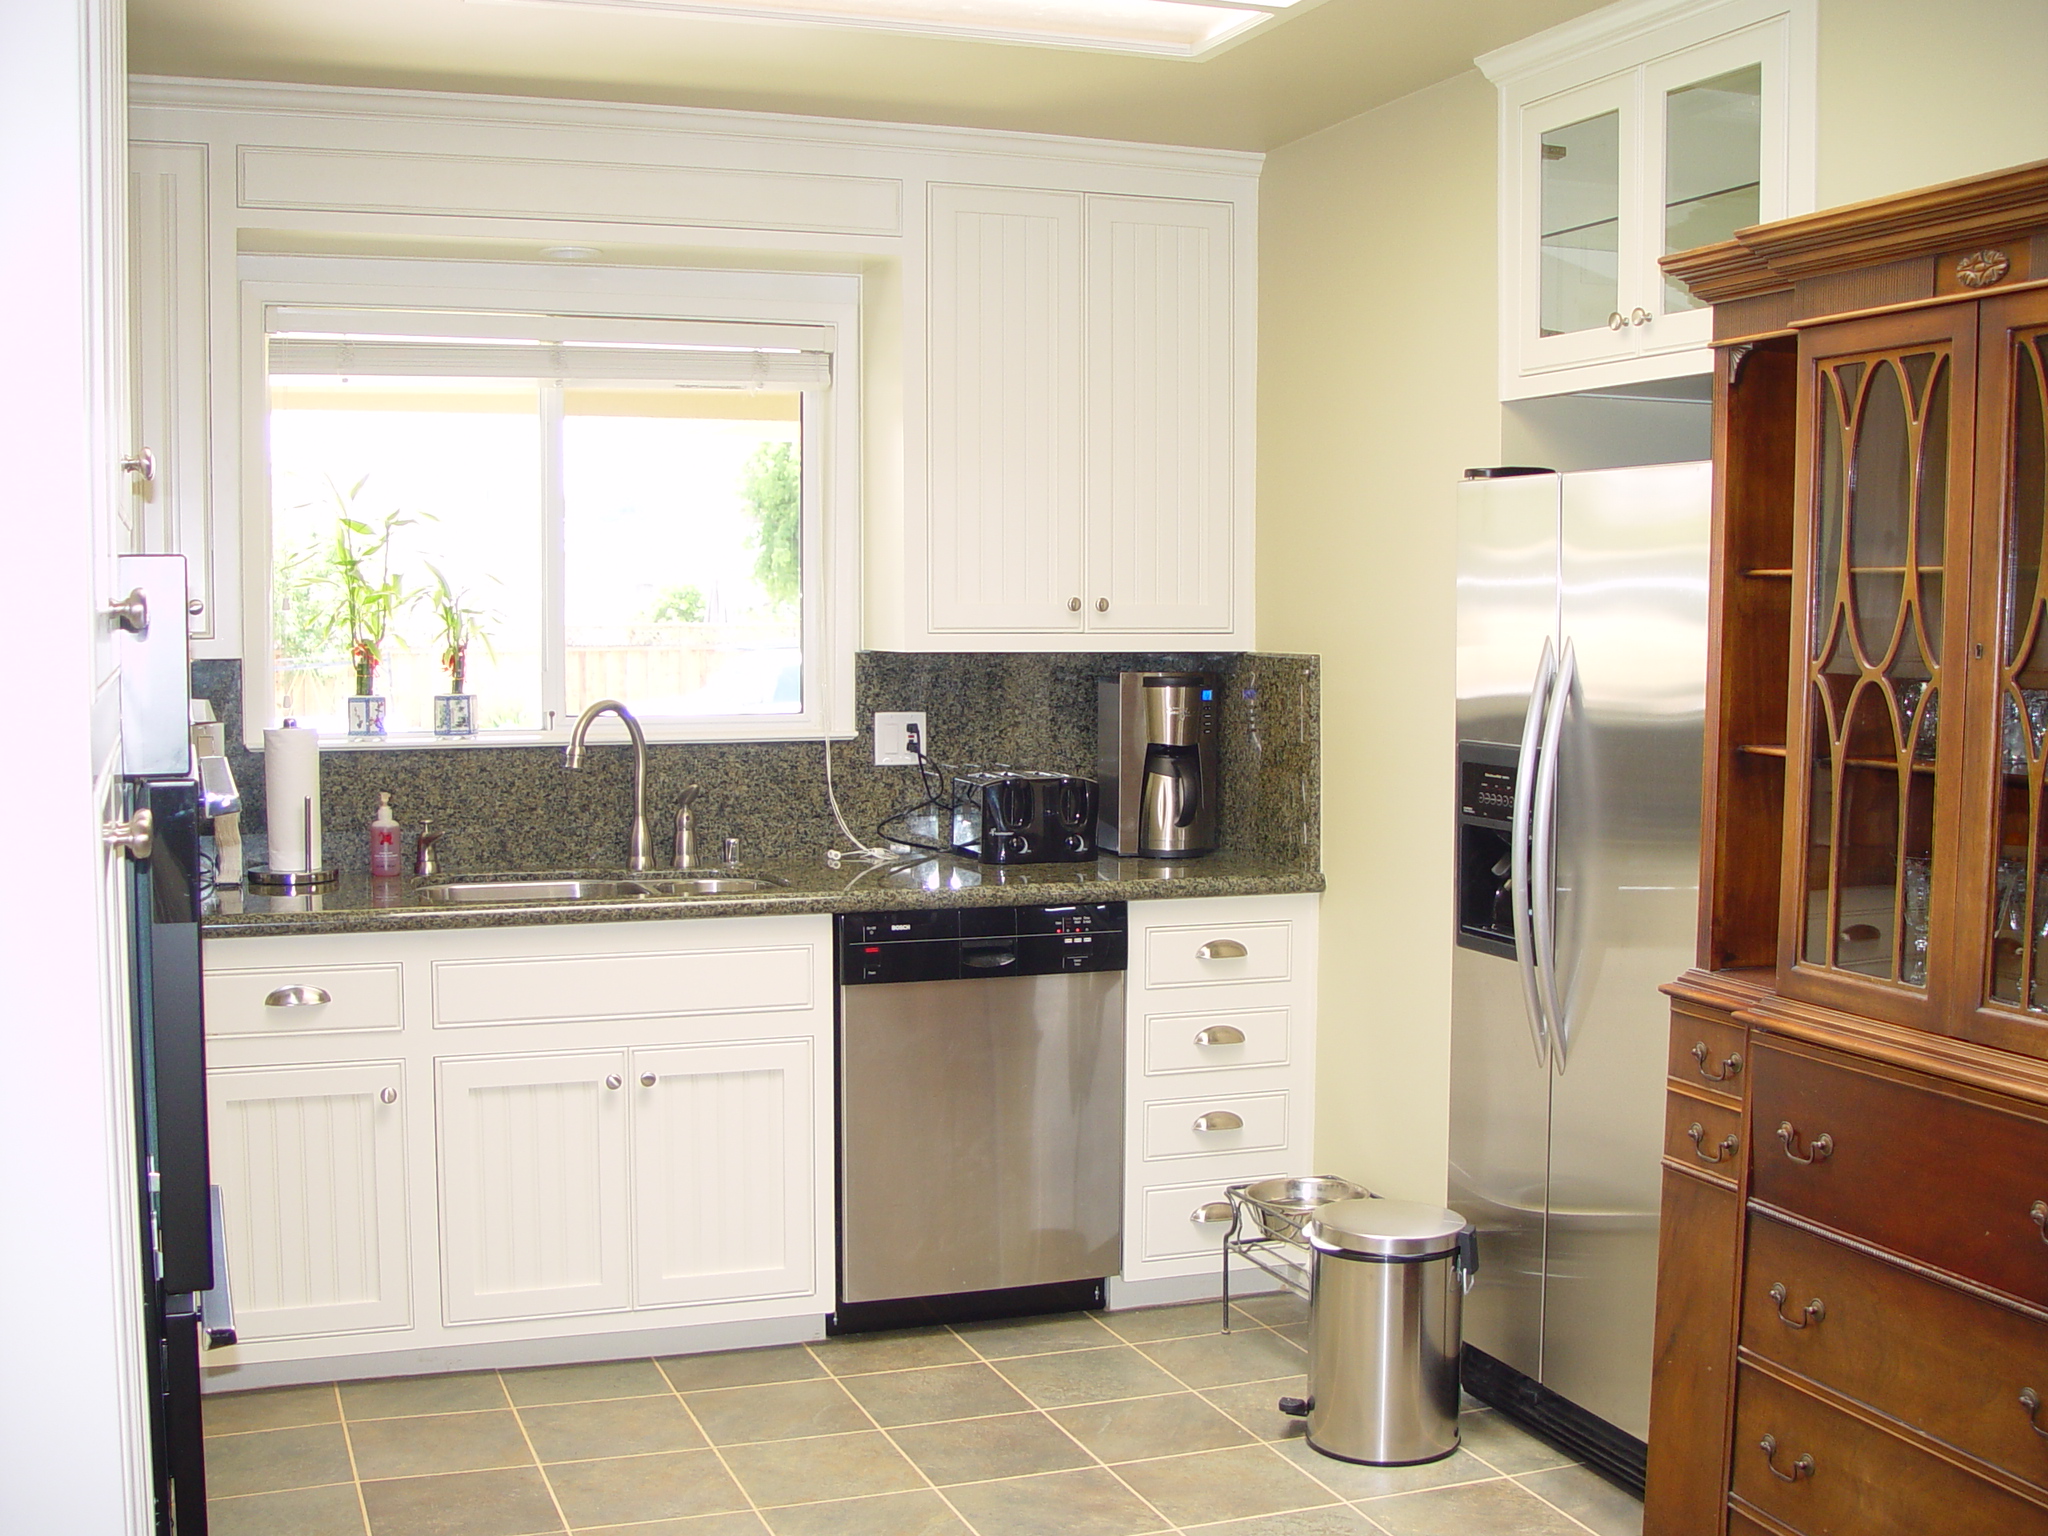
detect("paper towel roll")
[264,726,322,872]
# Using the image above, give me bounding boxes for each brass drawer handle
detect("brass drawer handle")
[1758,1434,1814,1483]
[1191,1202,1234,1225]
[1192,1110,1245,1133]
[264,985,331,1008]
[1777,1121,1833,1164]
[1194,1025,1247,1047]
[2032,1201,2048,1243]
[1196,939,1248,961]
[2021,1388,2048,1436]
[1687,1123,1738,1164]
[1691,1041,1742,1082]
[1768,1282,1824,1329]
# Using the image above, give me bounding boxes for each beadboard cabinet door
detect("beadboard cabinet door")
[925,184,1087,634]
[208,1061,411,1340]
[438,1049,632,1324]
[631,1039,815,1309]
[1085,195,1235,635]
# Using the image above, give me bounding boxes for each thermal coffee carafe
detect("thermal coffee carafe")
[1097,671,1221,858]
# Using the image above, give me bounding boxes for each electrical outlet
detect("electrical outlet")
[873,711,928,766]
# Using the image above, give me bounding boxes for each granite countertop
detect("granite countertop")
[203,849,1324,939]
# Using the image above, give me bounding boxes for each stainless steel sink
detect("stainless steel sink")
[415,873,787,904]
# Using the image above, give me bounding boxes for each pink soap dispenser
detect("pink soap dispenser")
[369,792,403,877]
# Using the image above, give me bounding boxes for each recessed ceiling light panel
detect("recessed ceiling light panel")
[476,0,1302,58]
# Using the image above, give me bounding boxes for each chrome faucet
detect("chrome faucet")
[673,785,704,870]
[564,699,653,872]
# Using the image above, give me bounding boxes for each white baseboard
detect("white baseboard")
[1106,1270,1284,1311]
[200,1314,828,1392]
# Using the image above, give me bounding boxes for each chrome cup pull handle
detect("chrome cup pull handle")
[1768,1282,1824,1329]
[1687,1123,1738,1164]
[1194,1025,1247,1047]
[2021,1388,2048,1436]
[1191,1202,1234,1225]
[264,985,331,1008]
[1196,939,1248,961]
[2031,1201,2048,1243]
[1777,1122,1833,1164]
[1193,1110,1244,1133]
[1691,1042,1742,1082]
[1758,1435,1814,1483]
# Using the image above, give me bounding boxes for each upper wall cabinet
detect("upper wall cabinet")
[1480,0,1816,401]
[896,184,1251,650]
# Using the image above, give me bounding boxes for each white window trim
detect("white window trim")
[236,255,861,750]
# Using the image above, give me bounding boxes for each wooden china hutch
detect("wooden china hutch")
[1644,160,2048,1536]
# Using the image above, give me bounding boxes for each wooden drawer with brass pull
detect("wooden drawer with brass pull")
[1731,1362,2048,1535]
[1670,1005,1746,1103]
[1665,1087,1744,1182]
[1742,1212,2048,1495]
[1750,1040,2048,1308]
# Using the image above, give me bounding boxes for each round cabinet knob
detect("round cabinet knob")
[121,448,156,481]
[1068,597,1082,612]
[639,1072,657,1087]
[1096,597,1110,613]
[604,1074,624,1090]
[1630,307,1651,326]
[379,1086,398,1105]
[1608,311,1627,331]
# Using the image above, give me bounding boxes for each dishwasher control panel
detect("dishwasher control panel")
[839,902,1127,984]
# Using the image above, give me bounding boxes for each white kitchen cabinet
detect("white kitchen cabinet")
[1481,0,1815,399]
[208,1061,411,1340]
[1120,894,1319,1287]
[437,1049,634,1324]
[919,184,1245,644]
[631,1040,815,1309]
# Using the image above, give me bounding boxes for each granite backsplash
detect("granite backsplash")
[191,652,1319,877]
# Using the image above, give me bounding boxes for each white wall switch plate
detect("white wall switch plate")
[873,711,929,766]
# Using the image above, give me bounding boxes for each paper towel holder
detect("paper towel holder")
[248,795,338,892]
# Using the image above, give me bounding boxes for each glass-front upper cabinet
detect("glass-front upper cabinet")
[1483,0,1814,400]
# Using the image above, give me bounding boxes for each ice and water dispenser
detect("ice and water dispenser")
[1455,742,1519,959]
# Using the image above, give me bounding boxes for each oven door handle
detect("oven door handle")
[199,1185,237,1348]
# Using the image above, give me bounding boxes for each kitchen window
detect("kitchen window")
[240,275,858,746]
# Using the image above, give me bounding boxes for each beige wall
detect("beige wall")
[1262,4,2048,1204]
[1816,0,2048,206]
[1258,68,1499,1203]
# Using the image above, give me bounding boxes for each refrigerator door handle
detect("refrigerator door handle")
[1533,639,1576,1072]
[1511,639,1557,1068]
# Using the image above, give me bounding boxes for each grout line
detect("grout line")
[659,1354,769,1531]
[499,1368,575,1536]
[819,1331,980,1535]
[319,1380,379,1536]
[1506,1468,1611,1536]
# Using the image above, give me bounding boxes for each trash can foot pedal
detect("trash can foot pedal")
[1278,1397,1311,1417]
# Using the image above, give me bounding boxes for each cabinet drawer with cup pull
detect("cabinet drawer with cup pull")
[1138,1175,1284,1263]
[204,963,403,1037]
[1143,1007,1290,1075]
[1142,921,1291,989]
[1743,1211,2048,1495]
[1751,1040,2048,1308]
[1663,1088,1743,1181]
[1669,1006,1746,1103]
[1142,1090,1287,1160]
[1732,1361,2041,1536]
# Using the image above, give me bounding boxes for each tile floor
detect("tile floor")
[202,1296,1644,1536]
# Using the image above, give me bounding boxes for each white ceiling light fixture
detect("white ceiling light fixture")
[539,244,603,260]
[475,0,1313,59]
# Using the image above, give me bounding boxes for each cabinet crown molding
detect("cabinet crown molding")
[1476,0,1801,85]
[1665,156,2048,305]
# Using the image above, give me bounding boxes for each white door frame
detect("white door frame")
[0,2,152,1532]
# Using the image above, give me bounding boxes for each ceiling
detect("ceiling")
[129,0,1610,152]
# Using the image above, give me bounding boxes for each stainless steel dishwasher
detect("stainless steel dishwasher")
[835,903,1125,1328]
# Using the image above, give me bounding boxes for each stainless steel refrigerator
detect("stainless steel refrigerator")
[1449,462,1710,1491]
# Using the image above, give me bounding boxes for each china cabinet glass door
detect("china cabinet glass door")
[1781,309,1976,1027]
[1960,290,2048,1055]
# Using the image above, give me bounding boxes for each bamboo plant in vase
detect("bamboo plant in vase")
[426,564,495,738]
[320,498,414,737]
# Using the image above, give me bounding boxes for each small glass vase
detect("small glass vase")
[433,693,476,738]
[347,696,388,737]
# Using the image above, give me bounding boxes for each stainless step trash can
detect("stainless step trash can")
[1283,1197,1475,1465]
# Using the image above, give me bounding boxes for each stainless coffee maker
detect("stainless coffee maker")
[1097,671,1221,858]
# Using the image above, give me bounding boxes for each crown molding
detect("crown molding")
[1476,0,1789,84]
[127,75,1265,180]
